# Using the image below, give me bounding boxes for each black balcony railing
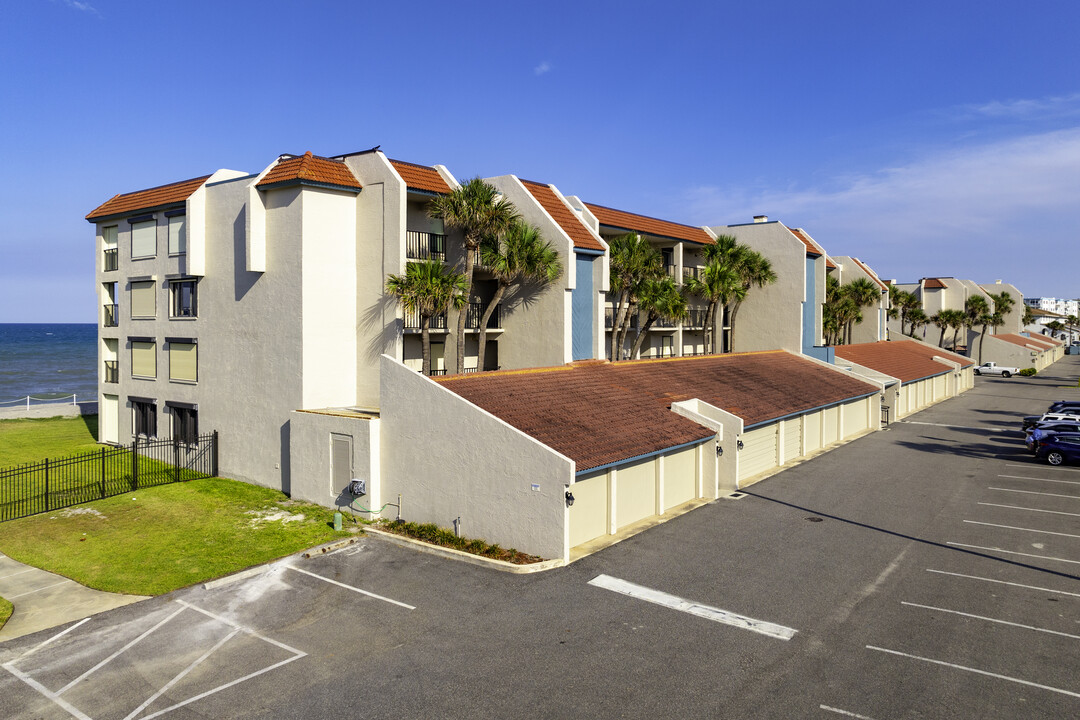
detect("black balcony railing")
[406,231,447,261]
[605,308,639,329]
[103,360,118,383]
[429,368,447,376]
[683,266,702,281]
[103,304,118,327]
[653,317,677,328]
[465,302,500,330]
[403,309,448,330]
[103,248,118,272]
[686,309,708,328]
[664,264,677,279]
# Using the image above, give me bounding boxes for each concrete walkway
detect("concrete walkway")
[0,552,147,642]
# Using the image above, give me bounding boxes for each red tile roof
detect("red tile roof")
[825,257,838,270]
[1036,334,1064,346]
[1017,334,1056,349]
[787,228,824,257]
[852,257,888,291]
[389,159,452,195]
[257,152,361,191]
[993,333,1051,349]
[835,339,974,382]
[521,181,605,252]
[86,175,211,221]
[436,351,878,472]
[585,202,714,245]
[923,278,948,289]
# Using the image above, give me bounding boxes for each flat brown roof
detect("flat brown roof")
[836,339,974,383]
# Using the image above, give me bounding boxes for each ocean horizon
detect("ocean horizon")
[0,323,98,406]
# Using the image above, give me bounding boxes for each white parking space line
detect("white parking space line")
[946,542,1080,565]
[588,574,797,640]
[15,618,91,662]
[0,567,38,581]
[819,705,880,719]
[978,502,1080,518]
[901,601,1080,640]
[999,474,1080,486]
[176,600,308,655]
[926,569,1080,599]
[57,605,186,695]
[989,487,1080,501]
[900,421,1008,433]
[284,565,415,610]
[963,519,1080,540]
[1,663,92,720]
[867,645,1080,699]
[1006,463,1080,473]
[121,627,240,720]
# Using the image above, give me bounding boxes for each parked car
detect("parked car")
[1035,433,1080,465]
[1022,412,1080,431]
[974,362,1019,377]
[1026,422,1080,452]
[1048,400,1080,413]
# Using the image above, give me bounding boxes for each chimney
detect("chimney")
[753,215,768,223]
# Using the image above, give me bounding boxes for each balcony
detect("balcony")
[685,308,708,329]
[104,360,118,383]
[664,264,677,279]
[403,308,448,331]
[406,231,447,261]
[605,308,639,330]
[465,302,501,330]
[103,248,118,272]
[429,368,447,376]
[682,266,702,282]
[103,304,118,327]
[653,317,677,329]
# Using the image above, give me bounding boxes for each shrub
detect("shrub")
[1019,367,1037,376]
[376,519,542,564]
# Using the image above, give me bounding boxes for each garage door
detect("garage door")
[906,383,918,412]
[663,445,698,511]
[823,407,839,446]
[933,374,946,401]
[782,417,802,464]
[739,425,778,484]
[804,411,822,454]
[615,456,657,530]
[843,398,869,438]
[568,471,608,548]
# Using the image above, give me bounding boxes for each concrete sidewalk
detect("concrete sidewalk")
[0,552,146,642]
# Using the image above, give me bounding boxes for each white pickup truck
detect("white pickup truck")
[974,361,1019,377]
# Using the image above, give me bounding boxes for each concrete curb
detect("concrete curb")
[202,537,360,590]
[363,527,564,574]
[302,537,357,559]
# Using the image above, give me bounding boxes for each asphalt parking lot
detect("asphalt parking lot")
[2,357,1078,719]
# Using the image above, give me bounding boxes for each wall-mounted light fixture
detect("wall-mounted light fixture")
[716,445,724,457]
[565,491,575,507]
[737,439,744,450]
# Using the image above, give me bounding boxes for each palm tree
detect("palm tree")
[385,260,467,376]
[427,178,519,374]
[988,291,1014,333]
[941,309,966,351]
[888,286,921,336]
[726,247,777,352]
[629,277,688,358]
[607,233,663,360]
[1021,304,1036,328]
[1047,320,1065,340]
[684,251,742,354]
[908,308,929,338]
[1068,314,1078,343]
[931,312,950,347]
[476,221,563,372]
[842,278,881,344]
[965,295,992,362]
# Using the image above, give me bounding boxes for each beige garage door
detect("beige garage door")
[663,445,698,511]
[843,398,869,438]
[823,407,839,445]
[739,425,778,484]
[933,374,946,401]
[615,456,657,530]
[782,417,802,464]
[804,411,822,454]
[569,471,608,548]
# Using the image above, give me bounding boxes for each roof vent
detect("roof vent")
[753,215,768,223]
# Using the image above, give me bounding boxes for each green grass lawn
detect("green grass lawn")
[0,595,11,633]
[0,415,101,468]
[0,477,356,596]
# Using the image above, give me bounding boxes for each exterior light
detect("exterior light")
[737,440,745,450]
[716,445,724,457]
[565,491,575,507]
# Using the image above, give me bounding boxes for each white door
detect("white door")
[101,394,119,444]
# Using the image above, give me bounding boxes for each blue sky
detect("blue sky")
[3,0,1079,322]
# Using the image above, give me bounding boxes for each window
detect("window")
[103,226,118,271]
[132,399,157,437]
[131,219,157,258]
[169,403,198,444]
[131,340,156,378]
[168,215,186,255]
[170,279,197,318]
[168,340,197,382]
[130,281,156,318]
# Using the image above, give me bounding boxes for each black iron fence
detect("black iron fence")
[465,302,500,330]
[0,432,218,522]
[406,231,447,261]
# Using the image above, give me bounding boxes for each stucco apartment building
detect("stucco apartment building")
[86,148,609,492]
[829,256,891,344]
[890,277,1026,352]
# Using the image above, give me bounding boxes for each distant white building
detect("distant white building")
[1026,297,1079,318]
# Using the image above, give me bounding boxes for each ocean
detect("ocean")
[0,324,98,406]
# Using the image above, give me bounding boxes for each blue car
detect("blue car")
[1027,422,1080,453]
[1035,433,1080,466]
